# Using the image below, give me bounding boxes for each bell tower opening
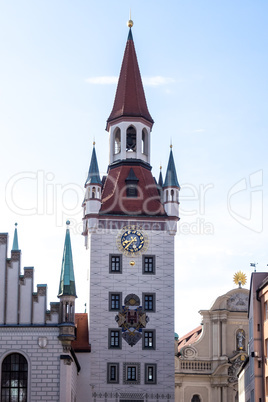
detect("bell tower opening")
[114,128,121,154]
[142,128,148,155]
[126,125,136,152]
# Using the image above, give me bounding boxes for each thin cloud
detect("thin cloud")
[143,76,175,86]
[85,75,175,86]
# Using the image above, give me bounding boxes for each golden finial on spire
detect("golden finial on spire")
[93,141,96,146]
[127,9,133,28]
[233,271,247,287]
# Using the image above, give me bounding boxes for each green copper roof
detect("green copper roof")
[163,148,180,188]
[58,221,77,297]
[12,223,19,251]
[85,145,102,185]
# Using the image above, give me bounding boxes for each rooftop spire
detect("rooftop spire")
[106,22,154,130]
[12,223,19,251]
[58,221,77,297]
[163,147,180,188]
[158,166,163,188]
[85,143,102,185]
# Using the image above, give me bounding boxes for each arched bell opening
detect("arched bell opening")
[142,128,148,155]
[114,128,121,154]
[126,125,136,152]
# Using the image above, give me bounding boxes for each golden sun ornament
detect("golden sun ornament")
[233,271,247,286]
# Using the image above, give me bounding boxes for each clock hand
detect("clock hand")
[124,237,137,250]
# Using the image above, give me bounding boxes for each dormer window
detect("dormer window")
[125,168,139,197]
[126,126,136,152]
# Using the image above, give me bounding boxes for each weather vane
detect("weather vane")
[250,262,257,272]
[233,271,247,288]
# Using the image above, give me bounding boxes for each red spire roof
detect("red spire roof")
[106,28,154,130]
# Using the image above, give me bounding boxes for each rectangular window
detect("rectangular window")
[108,329,121,349]
[126,185,137,197]
[143,293,155,312]
[109,292,122,311]
[145,363,157,384]
[143,330,155,349]
[107,363,119,384]
[109,254,122,273]
[123,362,140,385]
[143,256,155,274]
[127,366,136,381]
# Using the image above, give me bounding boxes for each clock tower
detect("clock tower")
[83,20,180,401]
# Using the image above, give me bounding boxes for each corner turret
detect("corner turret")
[58,221,76,350]
[163,146,180,218]
[83,143,102,239]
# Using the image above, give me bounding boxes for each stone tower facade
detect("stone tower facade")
[83,23,180,401]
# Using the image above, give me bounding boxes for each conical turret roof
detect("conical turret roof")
[85,144,102,185]
[58,221,77,297]
[106,27,154,130]
[12,223,19,251]
[158,167,163,188]
[164,148,180,188]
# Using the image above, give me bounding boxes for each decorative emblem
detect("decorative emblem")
[227,293,248,312]
[116,226,148,257]
[233,271,247,287]
[38,337,48,348]
[115,293,149,347]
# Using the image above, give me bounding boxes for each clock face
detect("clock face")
[117,227,148,256]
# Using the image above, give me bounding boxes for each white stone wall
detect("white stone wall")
[0,327,63,401]
[89,226,175,400]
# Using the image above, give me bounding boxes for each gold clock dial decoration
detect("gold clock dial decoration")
[117,226,148,257]
[233,271,247,287]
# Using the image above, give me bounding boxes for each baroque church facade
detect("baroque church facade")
[0,21,180,401]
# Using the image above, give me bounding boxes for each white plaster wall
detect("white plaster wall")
[89,227,175,400]
[19,277,33,324]
[76,353,92,402]
[0,327,63,401]
[33,295,46,324]
[6,257,20,324]
[0,238,8,324]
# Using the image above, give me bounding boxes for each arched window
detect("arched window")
[191,395,201,402]
[1,353,28,402]
[165,190,168,202]
[142,128,148,155]
[92,187,96,199]
[126,126,136,152]
[171,189,174,201]
[114,128,121,154]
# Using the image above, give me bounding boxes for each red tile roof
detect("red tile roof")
[100,163,165,216]
[72,313,91,352]
[106,29,154,130]
[178,325,202,352]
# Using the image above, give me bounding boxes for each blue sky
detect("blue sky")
[1,0,268,336]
